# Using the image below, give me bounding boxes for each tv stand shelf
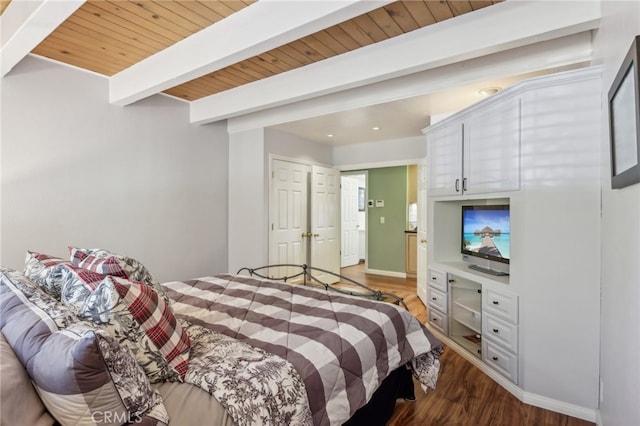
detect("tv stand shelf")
[448,274,483,358]
[468,264,509,276]
[431,261,510,287]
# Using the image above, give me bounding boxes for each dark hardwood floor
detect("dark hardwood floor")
[339,264,595,426]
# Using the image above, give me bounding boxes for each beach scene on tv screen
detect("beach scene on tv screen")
[463,209,510,260]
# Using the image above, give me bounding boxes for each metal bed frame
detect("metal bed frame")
[237,263,408,310]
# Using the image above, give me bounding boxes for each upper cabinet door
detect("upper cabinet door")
[463,97,521,195]
[426,122,464,197]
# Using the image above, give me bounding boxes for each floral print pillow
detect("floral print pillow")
[75,276,190,383]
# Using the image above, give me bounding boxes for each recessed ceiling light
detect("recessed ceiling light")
[478,87,502,96]
[327,133,334,138]
[372,126,380,131]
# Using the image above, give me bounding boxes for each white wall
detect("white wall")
[265,128,333,166]
[227,128,267,274]
[227,127,333,273]
[333,135,425,169]
[1,56,229,282]
[593,2,640,425]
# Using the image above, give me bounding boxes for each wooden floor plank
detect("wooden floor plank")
[339,264,594,426]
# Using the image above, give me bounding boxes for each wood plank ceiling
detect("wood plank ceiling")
[2,0,502,102]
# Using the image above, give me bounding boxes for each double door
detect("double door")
[269,159,340,282]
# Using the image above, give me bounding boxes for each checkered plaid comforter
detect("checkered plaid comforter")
[163,274,442,426]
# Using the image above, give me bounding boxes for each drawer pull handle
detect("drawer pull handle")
[492,356,498,361]
[432,318,438,322]
[431,277,437,280]
[492,328,499,333]
[492,301,499,305]
[448,279,454,283]
[431,297,437,301]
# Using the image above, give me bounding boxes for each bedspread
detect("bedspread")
[182,321,312,426]
[163,274,442,426]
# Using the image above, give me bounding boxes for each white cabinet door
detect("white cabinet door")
[426,122,463,197]
[463,97,521,194]
[417,242,427,304]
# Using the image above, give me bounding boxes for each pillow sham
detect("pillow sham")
[58,263,107,313]
[69,246,169,302]
[23,250,69,298]
[76,275,190,383]
[0,269,169,426]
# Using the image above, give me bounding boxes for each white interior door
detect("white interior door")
[311,165,341,283]
[269,160,310,278]
[341,176,359,267]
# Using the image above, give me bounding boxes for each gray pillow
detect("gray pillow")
[0,268,169,426]
[0,332,55,426]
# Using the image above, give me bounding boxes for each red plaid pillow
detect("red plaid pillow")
[75,275,190,382]
[30,252,65,267]
[69,249,128,278]
[68,246,169,303]
[113,277,190,380]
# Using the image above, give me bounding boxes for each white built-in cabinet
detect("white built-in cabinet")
[422,67,602,421]
[416,161,428,304]
[426,268,448,334]
[425,123,463,197]
[426,97,520,197]
[482,285,519,384]
[427,267,520,384]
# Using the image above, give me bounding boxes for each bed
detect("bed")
[1,253,443,426]
[163,264,444,426]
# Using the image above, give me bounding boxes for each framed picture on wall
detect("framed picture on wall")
[608,34,640,189]
[358,187,365,211]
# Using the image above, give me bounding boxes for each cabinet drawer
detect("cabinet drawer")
[483,288,518,324]
[483,314,518,354]
[427,286,448,314]
[483,340,518,384]
[428,269,447,293]
[428,308,448,335]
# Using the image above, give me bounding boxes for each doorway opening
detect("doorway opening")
[340,172,367,269]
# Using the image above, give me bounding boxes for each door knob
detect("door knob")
[313,233,320,237]
[301,232,312,238]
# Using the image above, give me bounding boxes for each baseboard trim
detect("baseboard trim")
[364,268,406,278]
[522,392,597,422]
[424,325,597,423]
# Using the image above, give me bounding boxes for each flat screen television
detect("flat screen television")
[461,205,510,276]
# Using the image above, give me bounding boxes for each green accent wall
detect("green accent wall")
[367,166,407,273]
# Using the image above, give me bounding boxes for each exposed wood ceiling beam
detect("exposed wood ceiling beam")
[227,32,594,134]
[109,0,394,106]
[191,0,601,125]
[1,0,85,77]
